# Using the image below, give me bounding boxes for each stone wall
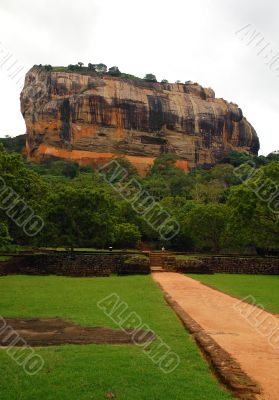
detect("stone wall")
[0,253,150,277]
[2,253,278,276]
[205,257,279,274]
[173,256,279,275]
[162,256,177,271]
[174,258,214,274]
[162,256,213,274]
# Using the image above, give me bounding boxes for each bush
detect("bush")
[118,255,150,275]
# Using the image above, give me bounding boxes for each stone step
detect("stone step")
[149,253,164,268]
[151,266,165,272]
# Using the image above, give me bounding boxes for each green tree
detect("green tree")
[95,63,107,74]
[43,188,117,250]
[146,154,188,197]
[187,204,229,252]
[144,73,157,82]
[267,151,279,162]
[88,63,96,71]
[113,157,138,179]
[149,154,178,176]
[114,223,141,248]
[141,175,171,201]
[108,66,121,76]
[68,64,78,71]
[190,181,225,203]
[210,164,240,187]
[227,162,279,252]
[0,134,26,153]
[221,151,254,167]
[0,150,49,245]
[158,197,196,250]
[0,222,12,249]
[61,162,80,179]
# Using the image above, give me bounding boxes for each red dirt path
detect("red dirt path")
[153,272,279,400]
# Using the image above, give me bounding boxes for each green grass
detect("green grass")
[39,247,139,253]
[0,275,232,400]
[189,274,279,314]
[0,256,11,261]
[174,254,218,260]
[175,255,200,260]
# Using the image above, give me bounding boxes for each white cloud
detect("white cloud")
[0,0,278,154]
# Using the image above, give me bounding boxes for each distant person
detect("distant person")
[109,246,113,252]
[161,246,165,252]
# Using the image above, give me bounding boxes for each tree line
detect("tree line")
[0,141,279,254]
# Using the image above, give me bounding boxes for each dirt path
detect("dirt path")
[153,272,279,400]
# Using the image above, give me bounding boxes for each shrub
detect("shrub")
[118,255,150,275]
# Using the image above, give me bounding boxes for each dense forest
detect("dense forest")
[0,136,279,254]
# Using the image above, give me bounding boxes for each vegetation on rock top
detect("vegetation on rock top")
[33,63,193,84]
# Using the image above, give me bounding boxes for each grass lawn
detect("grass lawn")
[0,275,232,400]
[174,254,216,260]
[189,274,279,314]
[175,255,200,260]
[39,248,139,253]
[0,256,11,261]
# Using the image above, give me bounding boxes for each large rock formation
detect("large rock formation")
[21,67,259,174]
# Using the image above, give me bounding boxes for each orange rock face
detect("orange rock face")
[37,143,156,175]
[20,67,259,174]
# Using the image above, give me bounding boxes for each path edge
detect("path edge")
[195,278,279,318]
[156,280,262,400]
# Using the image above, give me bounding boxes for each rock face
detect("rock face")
[21,67,259,174]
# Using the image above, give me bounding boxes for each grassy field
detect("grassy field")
[175,255,200,260]
[189,274,279,314]
[38,247,140,253]
[0,275,232,400]
[0,256,11,261]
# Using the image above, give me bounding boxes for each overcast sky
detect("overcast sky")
[0,0,278,155]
